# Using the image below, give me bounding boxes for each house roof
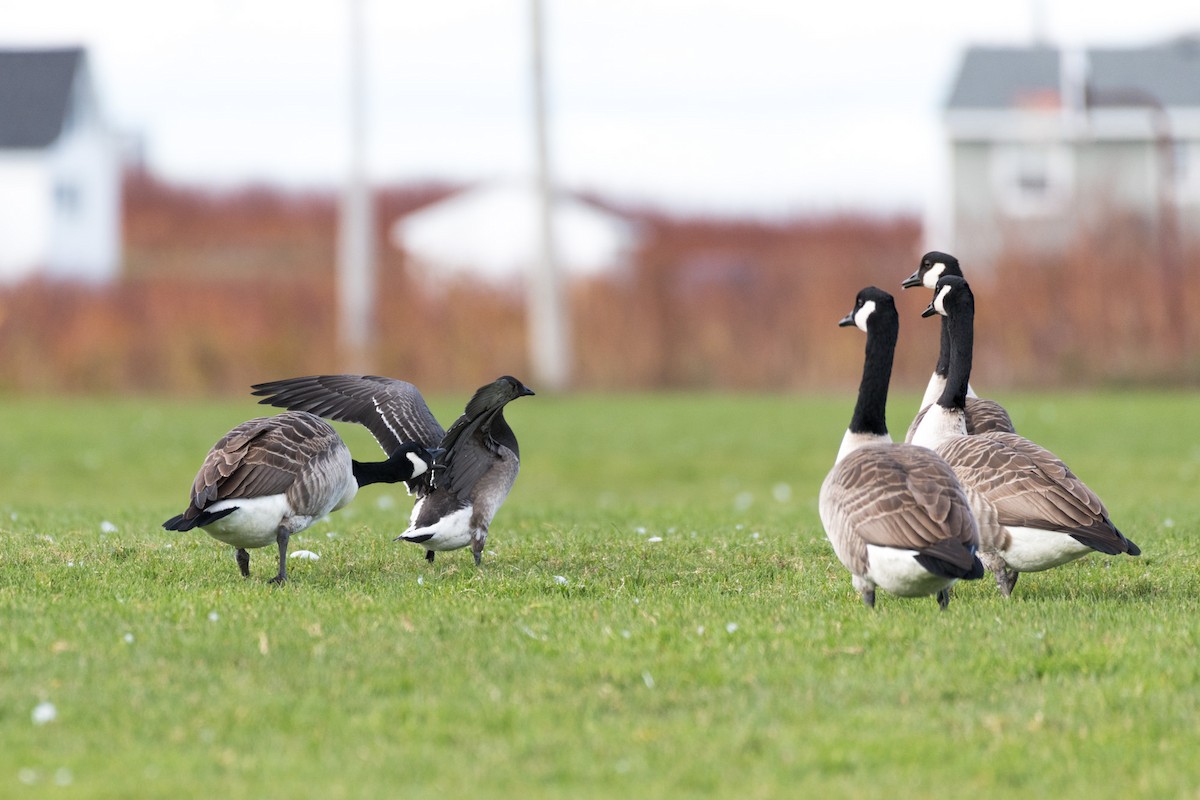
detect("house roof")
[947,36,1200,110]
[0,47,84,148]
[392,179,635,284]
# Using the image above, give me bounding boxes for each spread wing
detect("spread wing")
[250,374,445,455]
[820,444,979,576]
[434,407,506,499]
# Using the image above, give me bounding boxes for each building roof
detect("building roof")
[946,35,1200,110]
[392,180,636,284]
[0,47,84,148]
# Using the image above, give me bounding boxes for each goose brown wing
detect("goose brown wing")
[190,412,339,509]
[251,374,446,454]
[938,431,1113,531]
[963,398,1015,435]
[823,445,979,574]
[905,397,1014,443]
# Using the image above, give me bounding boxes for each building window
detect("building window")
[1171,141,1200,201]
[991,143,1073,217]
[55,182,81,217]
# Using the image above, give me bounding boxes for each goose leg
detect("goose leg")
[425,550,435,564]
[995,568,1019,597]
[268,526,290,584]
[981,552,1017,597]
[936,587,951,610]
[472,530,487,566]
[236,548,250,578]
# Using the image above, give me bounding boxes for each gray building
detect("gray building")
[942,35,1200,264]
[0,47,122,283]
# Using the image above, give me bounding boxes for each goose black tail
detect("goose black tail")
[162,506,238,532]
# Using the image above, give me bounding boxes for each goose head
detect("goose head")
[839,286,897,333]
[921,275,973,319]
[902,251,962,290]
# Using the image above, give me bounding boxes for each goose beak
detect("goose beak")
[901,270,923,289]
[920,301,939,318]
[837,312,856,327]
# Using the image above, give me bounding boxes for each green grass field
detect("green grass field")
[2,390,1198,798]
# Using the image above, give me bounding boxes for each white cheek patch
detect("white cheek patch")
[853,299,877,332]
[923,262,945,289]
[406,452,430,477]
[933,284,952,316]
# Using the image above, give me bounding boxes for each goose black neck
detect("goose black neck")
[352,452,412,487]
[490,410,519,457]
[937,297,974,411]
[849,312,897,437]
[934,318,952,377]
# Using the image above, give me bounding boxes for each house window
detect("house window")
[991,143,1073,217]
[1171,141,1200,201]
[55,182,81,217]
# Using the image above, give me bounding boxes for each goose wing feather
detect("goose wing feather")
[821,444,979,575]
[189,412,341,512]
[251,375,446,454]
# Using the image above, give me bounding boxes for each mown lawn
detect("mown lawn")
[1,390,1197,798]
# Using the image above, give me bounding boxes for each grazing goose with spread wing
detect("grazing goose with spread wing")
[163,411,435,582]
[251,375,534,565]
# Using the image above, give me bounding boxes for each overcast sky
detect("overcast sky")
[4,0,1197,216]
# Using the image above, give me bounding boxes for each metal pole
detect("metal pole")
[338,0,375,373]
[528,0,571,390]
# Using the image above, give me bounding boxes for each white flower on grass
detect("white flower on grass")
[123,633,134,644]
[1164,518,1176,528]
[54,768,73,786]
[100,521,118,533]
[733,491,753,512]
[635,526,647,534]
[289,550,319,561]
[647,536,663,543]
[207,611,220,622]
[553,575,568,585]
[325,531,338,539]
[31,701,57,725]
[375,495,397,510]
[726,622,739,634]
[772,483,793,503]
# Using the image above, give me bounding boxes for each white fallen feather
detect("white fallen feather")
[647,536,663,543]
[289,550,320,561]
[31,701,56,725]
[726,622,739,634]
[553,575,568,585]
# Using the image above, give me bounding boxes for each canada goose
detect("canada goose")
[163,410,436,582]
[901,250,1014,441]
[251,375,534,565]
[912,275,1140,595]
[819,287,984,609]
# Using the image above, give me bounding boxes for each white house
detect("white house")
[391,180,636,286]
[942,35,1200,264]
[0,47,122,283]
